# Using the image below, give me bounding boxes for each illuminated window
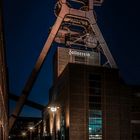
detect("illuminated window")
[89,110,102,140]
[88,74,102,140]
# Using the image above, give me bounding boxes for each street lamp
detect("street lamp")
[29,126,34,140]
[29,126,34,131]
[50,107,57,112]
[48,106,60,140]
[48,106,59,113]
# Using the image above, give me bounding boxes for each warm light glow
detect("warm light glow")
[29,126,34,130]
[48,106,59,112]
[50,113,53,135]
[50,107,57,112]
[56,110,60,131]
[48,105,60,134]
[66,109,69,127]
[22,132,26,136]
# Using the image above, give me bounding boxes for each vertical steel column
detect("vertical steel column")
[88,15,117,68]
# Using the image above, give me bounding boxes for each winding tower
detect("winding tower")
[9,0,117,131]
[53,0,117,68]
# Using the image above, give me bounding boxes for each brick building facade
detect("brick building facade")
[43,47,140,140]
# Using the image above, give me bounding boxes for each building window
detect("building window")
[74,56,86,63]
[89,110,102,140]
[88,74,102,140]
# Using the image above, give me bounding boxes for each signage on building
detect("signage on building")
[55,47,100,78]
[69,49,90,57]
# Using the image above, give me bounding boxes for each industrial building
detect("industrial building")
[43,47,140,140]
[5,0,140,139]
[0,6,9,140]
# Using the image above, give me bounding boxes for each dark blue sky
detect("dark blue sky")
[2,0,140,117]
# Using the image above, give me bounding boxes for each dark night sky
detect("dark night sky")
[2,0,140,117]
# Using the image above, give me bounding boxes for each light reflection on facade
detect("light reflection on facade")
[89,110,102,140]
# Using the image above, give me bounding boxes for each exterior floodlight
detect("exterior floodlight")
[50,107,57,112]
[48,106,59,112]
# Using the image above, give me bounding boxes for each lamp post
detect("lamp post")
[29,126,34,140]
[21,132,26,140]
[48,106,59,140]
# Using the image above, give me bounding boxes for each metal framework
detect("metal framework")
[9,0,117,131]
[9,93,45,110]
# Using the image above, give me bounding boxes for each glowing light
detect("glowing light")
[48,106,59,112]
[50,107,57,112]
[89,127,92,130]
[29,126,34,130]
[56,111,60,131]
[66,112,69,127]
[22,132,26,136]
[50,113,53,135]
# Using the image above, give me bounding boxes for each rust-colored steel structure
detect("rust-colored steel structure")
[9,93,45,110]
[9,0,117,131]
